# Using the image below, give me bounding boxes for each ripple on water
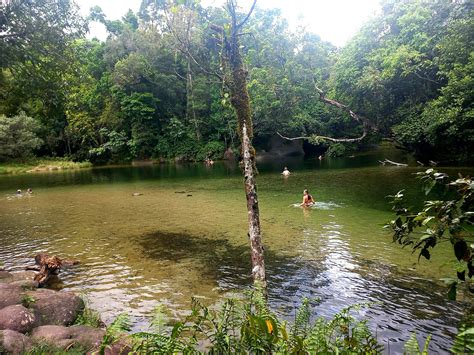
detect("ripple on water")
[291,201,343,210]
[266,226,464,353]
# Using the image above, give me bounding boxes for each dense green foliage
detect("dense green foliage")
[386,169,473,300]
[100,291,383,354]
[0,112,43,160]
[0,0,472,163]
[332,0,473,162]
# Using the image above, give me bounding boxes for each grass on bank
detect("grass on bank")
[0,158,92,175]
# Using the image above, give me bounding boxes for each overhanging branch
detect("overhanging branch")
[277,131,367,143]
[278,82,373,143]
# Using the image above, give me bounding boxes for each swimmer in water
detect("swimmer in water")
[282,167,290,176]
[300,189,315,207]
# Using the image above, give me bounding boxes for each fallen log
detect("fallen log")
[34,254,62,287]
[378,159,408,167]
[32,254,79,288]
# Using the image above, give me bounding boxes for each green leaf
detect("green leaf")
[458,328,474,337]
[447,282,457,300]
[420,248,430,260]
[454,240,468,261]
[422,216,434,225]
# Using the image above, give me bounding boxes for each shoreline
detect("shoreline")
[0,159,93,175]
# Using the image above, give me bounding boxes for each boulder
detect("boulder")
[26,289,84,326]
[68,325,105,349]
[0,329,32,354]
[102,338,133,355]
[31,325,105,351]
[9,271,36,283]
[0,305,36,333]
[2,271,38,289]
[10,279,37,289]
[223,147,236,160]
[0,271,13,283]
[256,134,304,158]
[0,283,22,309]
[31,325,73,349]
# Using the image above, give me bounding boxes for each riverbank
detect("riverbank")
[0,269,132,354]
[0,159,92,175]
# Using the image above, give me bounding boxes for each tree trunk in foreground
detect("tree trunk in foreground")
[224,0,266,289]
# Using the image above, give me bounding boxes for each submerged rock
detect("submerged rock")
[0,305,36,333]
[0,329,32,354]
[26,289,84,326]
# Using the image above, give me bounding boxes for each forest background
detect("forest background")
[0,0,472,165]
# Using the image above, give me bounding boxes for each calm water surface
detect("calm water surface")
[0,149,472,353]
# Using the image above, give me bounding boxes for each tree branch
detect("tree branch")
[413,71,440,84]
[378,159,408,167]
[237,0,257,29]
[278,82,373,143]
[277,131,367,143]
[163,6,223,82]
[0,31,27,39]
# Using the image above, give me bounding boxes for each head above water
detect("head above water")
[303,189,309,195]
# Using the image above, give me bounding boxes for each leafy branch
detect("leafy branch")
[385,169,473,300]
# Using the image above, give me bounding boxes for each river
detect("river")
[0,147,471,353]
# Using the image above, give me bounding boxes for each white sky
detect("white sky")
[78,0,381,47]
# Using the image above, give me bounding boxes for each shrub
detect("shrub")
[129,290,383,354]
[196,140,225,161]
[386,169,473,300]
[326,143,346,157]
[0,112,43,161]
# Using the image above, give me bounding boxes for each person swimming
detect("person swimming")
[282,167,290,176]
[300,189,315,207]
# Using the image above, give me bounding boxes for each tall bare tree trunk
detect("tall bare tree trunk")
[186,59,201,142]
[219,0,266,289]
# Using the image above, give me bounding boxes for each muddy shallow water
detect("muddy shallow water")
[0,151,471,353]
